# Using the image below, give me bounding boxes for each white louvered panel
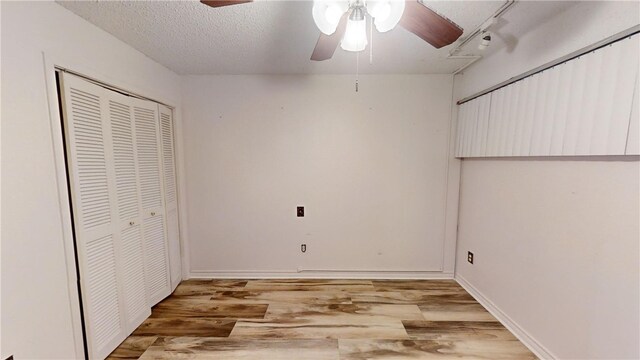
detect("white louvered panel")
[159,105,182,289]
[491,87,509,157]
[160,109,177,206]
[120,224,150,326]
[135,106,163,210]
[496,84,512,156]
[574,48,604,155]
[85,234,122,356]
[166,208,182,287]
[133,98,171,304]
[537,66,561,156]
[529,69,551,155]
[510,78,528,156]
[472,94,491,157]
[485,87,503,156]
[498,85,513,156]
[549,63,573,155]
[62,74,127,360]
[512,76,532,156]
[109,99,140,221]
[68,88,112,230]
[455,102,469,157]
[143,214,170,302]
[475,94,491,156]
[505,80,526,156]
[463,99,478,157]
[590,36,639,155]
[562,54,589,155]
[627,75,640,155]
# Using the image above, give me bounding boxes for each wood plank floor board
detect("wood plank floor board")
[351,290,477,304]
[419,302,497,322]
[208,290,352,305]
[338,339,537,359]
[150,299,268,319]
[139,337,340,360]
[106,336,158,360]
[106,279,537,359]
[263,303,425,321]
[172,279,249,296]
[132,318,236,337]
[403,320,518,341]
[229,318,410,339]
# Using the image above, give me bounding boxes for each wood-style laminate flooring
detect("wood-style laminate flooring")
[107,279,536,359]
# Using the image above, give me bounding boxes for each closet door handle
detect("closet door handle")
[151,212,156,216]
[129,221,135,226]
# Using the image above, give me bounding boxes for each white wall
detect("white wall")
[454,1,640,359]
[182,75,456,278]
[0,2,182,358]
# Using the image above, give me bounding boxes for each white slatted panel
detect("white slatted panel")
[455,102,469,157]
[456,34,639,158]
[120,225,148,323]
[110,100,140,221]
[166,208,181,287]
[68,88,112,229]
[160,110,177,206]
[486,86,505,157]
[475,94,491,156]
[159,105,182,289]
[592,37,639,155]
[549,63,572,155]
[85,234,122,353]
[106,91,151,333]
[471,94,491,157]
[627,75,640,155]
[463,99,478,157]
[143,214,170,300]
[133,98,171,305]
[62,74,127,360]
[135,107,164,210]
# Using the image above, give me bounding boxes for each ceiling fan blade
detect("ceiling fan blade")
[201,0,252,8]
[310,11,350,61]
[400,0,463,49]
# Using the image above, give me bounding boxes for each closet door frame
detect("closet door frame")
[43,51,184,360]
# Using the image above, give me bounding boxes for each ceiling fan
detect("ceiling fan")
[201,0,463,61]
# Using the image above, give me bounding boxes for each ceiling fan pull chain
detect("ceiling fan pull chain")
[356,51,359,93]
[370,15,373,64]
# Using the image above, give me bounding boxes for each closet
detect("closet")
[59,72,180,359]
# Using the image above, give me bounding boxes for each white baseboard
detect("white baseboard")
[189,269,454,280]
[455,274,555,360]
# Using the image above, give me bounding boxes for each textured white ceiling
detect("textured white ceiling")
[56,0,520,74]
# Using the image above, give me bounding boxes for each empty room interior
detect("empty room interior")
[1,0,639,359]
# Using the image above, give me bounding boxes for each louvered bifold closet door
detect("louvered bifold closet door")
[159,105,182,289]
[61,74,128,359]
[106,90,151,332]
[132,97,172,305]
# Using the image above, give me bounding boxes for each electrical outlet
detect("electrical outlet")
[301,244,307,253]
[297,206,304,217]
[467,251,474,264]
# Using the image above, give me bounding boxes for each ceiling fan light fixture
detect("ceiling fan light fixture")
[312,0,349,35]
[369,0,404,33]
[340,12,368,52]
